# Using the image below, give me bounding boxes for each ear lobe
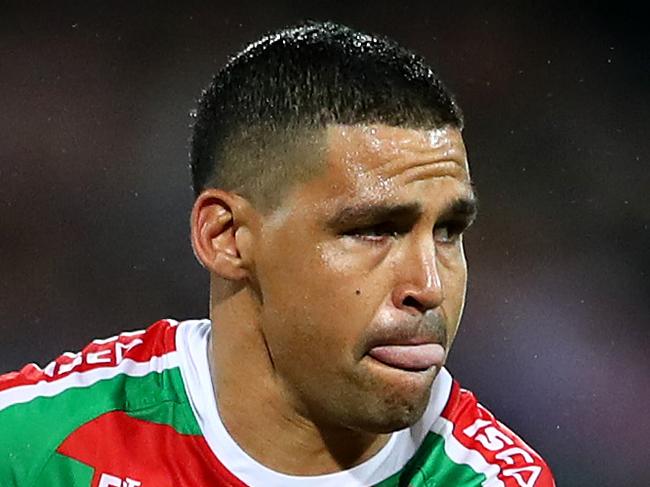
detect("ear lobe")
[191,189,250,281]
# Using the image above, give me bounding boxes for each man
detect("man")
[0,21,555,486]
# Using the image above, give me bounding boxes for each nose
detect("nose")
[392,240,444,315]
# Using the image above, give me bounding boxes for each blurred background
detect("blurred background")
[1,1,648,485]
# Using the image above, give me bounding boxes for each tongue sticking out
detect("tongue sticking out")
[368,344,445,371]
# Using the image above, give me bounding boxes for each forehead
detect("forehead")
[317,124,471,200]
[264,124,474,229]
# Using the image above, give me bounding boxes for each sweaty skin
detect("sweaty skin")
[193,124,476,475]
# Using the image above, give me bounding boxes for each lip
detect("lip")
[367,342,445,371]
[364,328,447,351]
[362,311,448,372]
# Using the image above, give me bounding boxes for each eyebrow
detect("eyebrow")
[326,202,422,229]
[326,193,479,229]
[439,194,479,224]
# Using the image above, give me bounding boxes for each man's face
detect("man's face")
[252,124,476,433]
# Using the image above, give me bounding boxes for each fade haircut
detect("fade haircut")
[190,21,463,210]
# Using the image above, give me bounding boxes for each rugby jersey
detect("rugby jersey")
[0,319,555,486]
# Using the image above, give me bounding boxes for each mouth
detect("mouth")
[367,343,445,372]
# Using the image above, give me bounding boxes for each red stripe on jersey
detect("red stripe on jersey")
[441,381,555,487]
[0,320,178,392]
[57,410,247,487]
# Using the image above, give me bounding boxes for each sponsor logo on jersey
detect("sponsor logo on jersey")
[98,472,142,487]
[463,418,542,487]
[39,337,144,379]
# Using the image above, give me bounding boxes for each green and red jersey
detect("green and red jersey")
[0,319,555,486]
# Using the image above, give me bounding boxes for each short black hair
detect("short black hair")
[190,21,463,207]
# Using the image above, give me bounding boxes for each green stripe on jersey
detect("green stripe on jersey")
[34,451,94,487]
[374,432,486,487]
[0,367,200,486]
[126,395,202,435]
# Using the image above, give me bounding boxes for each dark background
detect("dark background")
[1,2,648,485]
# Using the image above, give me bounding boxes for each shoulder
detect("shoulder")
[422,379,556,487]
[0,318,185,487]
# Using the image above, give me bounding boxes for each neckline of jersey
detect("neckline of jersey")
[175,319,453,487]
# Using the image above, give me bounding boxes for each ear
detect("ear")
[190,189,252,281]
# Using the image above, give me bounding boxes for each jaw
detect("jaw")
[297,356,437,436]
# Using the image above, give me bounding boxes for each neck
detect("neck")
[208,283,390,475]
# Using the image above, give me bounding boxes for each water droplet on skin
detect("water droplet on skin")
[428,128,446,147]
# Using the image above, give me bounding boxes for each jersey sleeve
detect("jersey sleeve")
[438,381,556,487]
[0,319,179,486]
[0,360,97,486]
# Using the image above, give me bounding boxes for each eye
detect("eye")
[342,224,402,243]
[434,221,466,244]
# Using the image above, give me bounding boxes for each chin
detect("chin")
[352,394,430,434]
[326,361,438,434]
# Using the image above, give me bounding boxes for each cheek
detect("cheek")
[439,247,468,338]
[258,239,379,358]
[316,242,390,324]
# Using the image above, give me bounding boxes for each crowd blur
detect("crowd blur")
[1,2,647,486]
